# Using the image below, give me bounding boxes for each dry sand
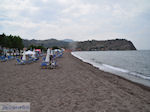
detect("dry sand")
[0,52,150,112]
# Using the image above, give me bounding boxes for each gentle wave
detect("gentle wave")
[102,64,150,80]
[71,52,150,87]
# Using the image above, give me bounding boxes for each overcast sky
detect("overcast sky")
[0,0,150,49]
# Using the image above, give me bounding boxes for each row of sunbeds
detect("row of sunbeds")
[0,50,63,69]
[16,57,39,65]
[41,51,63,69]
[0,55,15,62]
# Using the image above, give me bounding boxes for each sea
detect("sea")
[71,50,150,87]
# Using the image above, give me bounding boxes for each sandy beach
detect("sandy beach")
[0,52,150,112]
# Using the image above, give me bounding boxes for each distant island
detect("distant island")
[23,38,136,51]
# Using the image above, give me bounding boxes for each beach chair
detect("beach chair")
[41,61,49,69]
[42,57,46,61]
[40,54,43,57]
[0,56,7,62]
[16,58,26,65]
[50,59,57,69]
[28,57,34,63]
[53,54,56,59]
[48,56,57,69]
[27,59,33,64]
[8,56,14,60]
[8,56,11,60]
[31,57,39,62]
[56,51,63,58]
[35,57,39,61]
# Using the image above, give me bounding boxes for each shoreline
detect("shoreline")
[71,51,150,88]
[71,52,150,91]
[0,52,150,111]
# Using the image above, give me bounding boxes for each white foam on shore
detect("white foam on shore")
[102,64,129,73]
[71,52,150,87]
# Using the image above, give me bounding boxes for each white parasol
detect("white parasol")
[25,50,35,55]
[45,49,50,62]
[22,51,26,61]
[32,49,36,58]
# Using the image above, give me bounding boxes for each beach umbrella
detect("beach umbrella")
[6,53,10,56]
[25,50,35,55]
[22,51,26,61]
[35,49,41,53]
[45,49,50,62]
[32,49,36,58]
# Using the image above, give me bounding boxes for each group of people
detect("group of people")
[0,46,64,69]
[0,47,23,62]
[41,48,63,69]
[16,50,40,65]
[0,47,23,57]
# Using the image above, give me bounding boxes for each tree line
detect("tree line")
[0,33,62,51]
[0,33,24,49]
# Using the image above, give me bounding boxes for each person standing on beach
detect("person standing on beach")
[50,48,54,62]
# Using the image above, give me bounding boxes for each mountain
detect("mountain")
[76,39,136,51]
[23,38,136,51]
[62,39,74,42]
[23,39,69,48]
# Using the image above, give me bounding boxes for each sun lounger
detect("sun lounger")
[35,57,39,61]
[57,53,63,58]
[8,56,14,60]
[16,58,26,65]
[41,61,49,69]
[0,56,7,62]
[50,59,57,68]
[29,57,39,62]
[42,57,46,61]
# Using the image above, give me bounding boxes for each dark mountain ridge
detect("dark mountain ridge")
[23,38,136,51]
[76,39,136,51]
[23,39,69,48]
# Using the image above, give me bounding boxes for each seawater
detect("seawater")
[71,50,150,87]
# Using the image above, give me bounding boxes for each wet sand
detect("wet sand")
[0,52,150,112]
